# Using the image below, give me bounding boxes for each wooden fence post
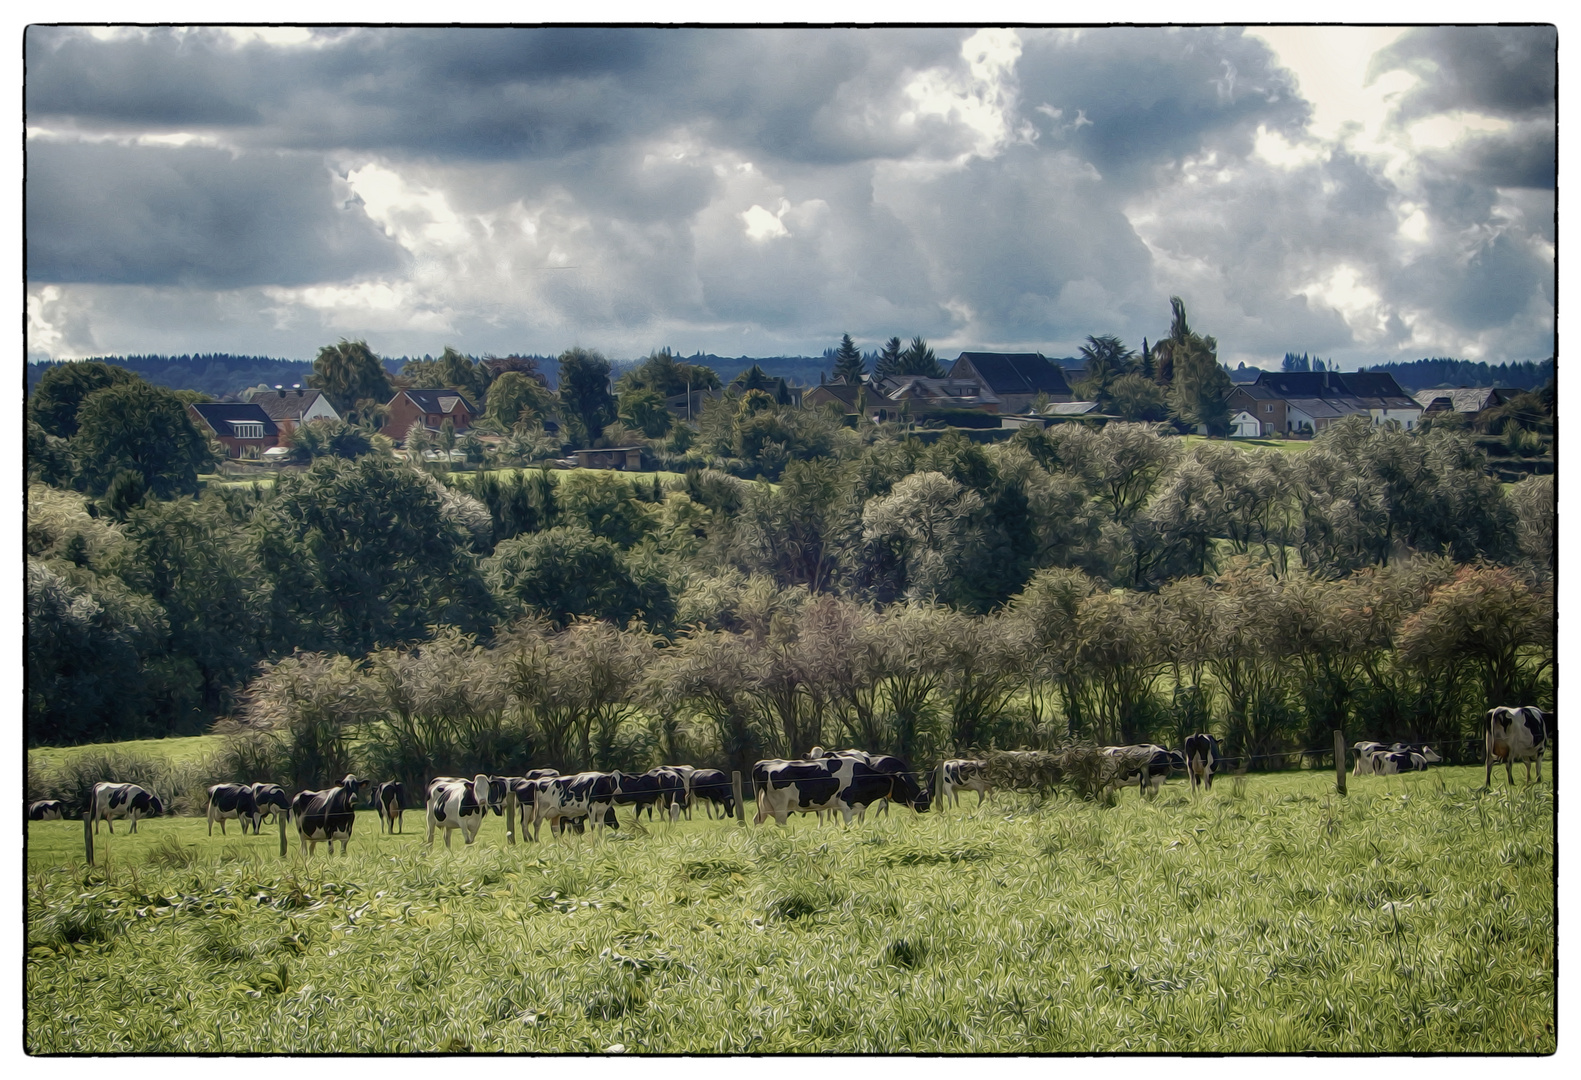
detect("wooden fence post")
[1334,730,1347,797]
[505,790,516,846]
[731,770,745,824]
[83,810,94,866]
[279,810,288,858]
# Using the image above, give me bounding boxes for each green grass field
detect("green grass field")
[27,735,226,772]
[25,766,1553,1053]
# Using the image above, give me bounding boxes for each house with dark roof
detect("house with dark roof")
[187,402,281,458]
[872,374,1002,413]
[243,385,341,437]
[802,381,900,422]
[946,353,1073,413]
[1226,370,1421,436]
[386,388,477,443]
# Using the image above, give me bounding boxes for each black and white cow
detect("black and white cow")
[28,799,65,821]
[1485,706,1548,786]
[1368,748,1429,775]
[504,770,560,839]
[426,775,499,847]
[937,758,991,810]
[752,755,929,826]
[523,771,619,841]
[687,768,736,819]
[612,769,686,824]
[1352,742,1387,776]
[1101,745,1184,798]
[1389,742,1442,763]
[250,783,291,826]
[92,782,164,834]
[1183,734,1223,793]
[291,775,366,856]
[658,764,698,819]
[375,781,406,834]
[206,783,261,836]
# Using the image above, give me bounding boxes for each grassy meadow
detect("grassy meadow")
[25,765,1553,1054]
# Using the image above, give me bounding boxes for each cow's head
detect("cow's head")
[893,771,930,813]
[145,793,165,817]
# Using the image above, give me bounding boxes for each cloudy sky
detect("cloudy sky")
[24,23,1556,369]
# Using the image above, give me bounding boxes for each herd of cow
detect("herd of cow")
[25,707,1551,856]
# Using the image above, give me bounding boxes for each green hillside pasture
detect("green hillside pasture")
[25,767,1553,1053]
[28,735,226,773]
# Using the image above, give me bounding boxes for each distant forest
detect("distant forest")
[25,349,1556,402]
[1357,357,1554,393]
[24,351,837,400]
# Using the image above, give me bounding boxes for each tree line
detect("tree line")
[28,397,1553,771]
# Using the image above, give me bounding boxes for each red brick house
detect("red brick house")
[187,402,280,458]
[386,388,477,443]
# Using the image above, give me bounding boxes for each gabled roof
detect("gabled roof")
[804,382,896,408]
[950,353,1071,396]
[188,402,279,437]
[1044,400,1100,416]
[1251,370,1413,404]
[1412,387,1506,413]
[401,388,476,414]
[252,388,335,422]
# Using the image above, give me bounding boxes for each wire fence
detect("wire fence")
[1215,734,1490,773]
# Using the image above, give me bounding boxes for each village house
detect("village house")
[802,381,901,422]
[946,352,1074,413]
[187,402,280,458]
[1225,370,1421,436]
[1411,386,1520,416]
[242,385,341,438]
[871,374,1002,414]
[386,388,477,443]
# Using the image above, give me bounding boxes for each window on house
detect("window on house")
[1265,404,1274,413]
[231,422,264,439]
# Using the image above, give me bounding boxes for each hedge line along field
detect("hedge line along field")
[26,767,1553,1053]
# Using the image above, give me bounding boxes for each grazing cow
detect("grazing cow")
[612,769,686,824]
[661,764,698,819]
[1183,734,1224,793]
[426,775,499,848]
[250,784,291,825]
[752,755,928,826]
[92,782,164,834]
[687,769,735,819]
[505,770,560,839]
[1485,706,1548,786]
[291,775,366,856]
[375,781,406,834]
[28,800,65,821]
[1101,745,1183,798]
[937,758,991,810]
[206,783,261,836]
[523,772,619,841]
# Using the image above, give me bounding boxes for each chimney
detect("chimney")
[276,385,285,397]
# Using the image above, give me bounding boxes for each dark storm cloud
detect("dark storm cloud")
[22,26,1555,367]
[27,140,406,287]
[26,27,966,166]
[1367,25,1556,123]
[1017,28,1309,191]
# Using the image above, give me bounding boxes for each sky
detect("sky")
[23,23,1557,370]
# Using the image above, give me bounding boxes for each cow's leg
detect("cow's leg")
[107,816,114,834]
[1486,747,1494,788]
[427,813,437,845]
[339,837,348,856]
[445,827,453,848]
[219,816,226,836]
[1507,757,1515,785]
[129,812,138,833]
